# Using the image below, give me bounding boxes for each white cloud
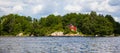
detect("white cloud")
[0,7,9,13]
[64,5,82,12]
[0,0,26,7]
[114,17,120,23]
[90,0,119,12]
[12,5,23,12]
[0,5,23,15]
[0,0,11,6]
[53,12,59,15]
[0,0,120,19]
[0,0,26,15]
[32,5,43,14]
[90,1,99,11]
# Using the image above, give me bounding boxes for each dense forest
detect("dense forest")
[0,11,120,36]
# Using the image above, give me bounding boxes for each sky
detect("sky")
[0,0,120,22]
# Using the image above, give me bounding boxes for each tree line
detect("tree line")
[0,11,120,36]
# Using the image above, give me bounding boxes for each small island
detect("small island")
[0,11,120,37]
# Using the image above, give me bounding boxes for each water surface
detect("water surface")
[0,37,120,53]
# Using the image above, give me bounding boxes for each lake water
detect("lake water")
[0,37,120,53]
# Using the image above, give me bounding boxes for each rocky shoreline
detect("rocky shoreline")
[1,32,119,37]
[50,31,83,36]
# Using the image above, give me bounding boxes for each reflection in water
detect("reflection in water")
[0,37,120,53]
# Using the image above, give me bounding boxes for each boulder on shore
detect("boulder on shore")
[51,32,64,36]
[17,33,23,36]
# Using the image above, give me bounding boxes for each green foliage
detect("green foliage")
[62,13,80,34]
[114,22,120,35]
[0,17,2,35]
[39,14,63,36]
[105,15,120,36]
[81,14,114,36]
[0,11,119,36]
[0,14,32,36]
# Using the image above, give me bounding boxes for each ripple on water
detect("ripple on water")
[0,37,120,53]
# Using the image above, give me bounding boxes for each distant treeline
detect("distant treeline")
[0,11,120,36]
